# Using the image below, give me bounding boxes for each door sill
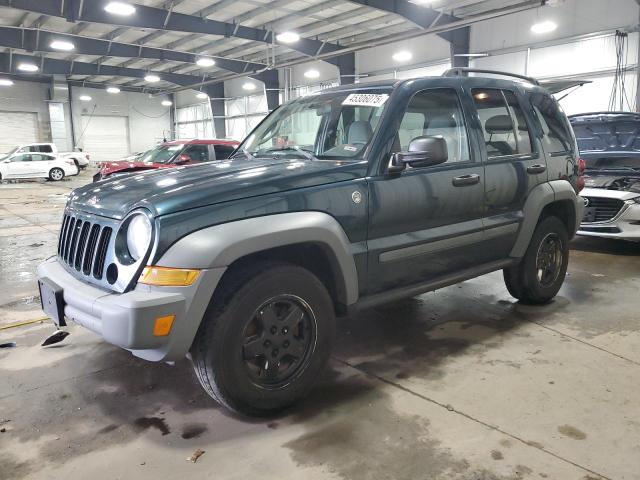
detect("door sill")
[352,258,516,313]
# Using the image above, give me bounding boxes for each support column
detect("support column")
[335,53,356,85]
[449,27,471,69]
[255,70,280,111]
[204,82,226,139]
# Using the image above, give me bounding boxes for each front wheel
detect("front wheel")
[504,215,569,304]
[49,168,65,181]
[191,262,336,415]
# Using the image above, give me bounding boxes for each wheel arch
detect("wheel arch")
[156,212,360,310]
[510,180,582,258]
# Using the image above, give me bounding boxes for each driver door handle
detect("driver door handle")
[527,164,547,174]
[452,174,480,187]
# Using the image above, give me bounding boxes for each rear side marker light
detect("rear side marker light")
[153,315,175,336]
[139,266,200,286]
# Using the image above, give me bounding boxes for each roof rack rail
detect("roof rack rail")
[442,68,540,86]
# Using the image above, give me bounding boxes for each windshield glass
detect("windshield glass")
[0,146,19,160]
[236,88,392,161]
[139,144,184,164]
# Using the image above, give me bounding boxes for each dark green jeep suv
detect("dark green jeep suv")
[38,70,584,415]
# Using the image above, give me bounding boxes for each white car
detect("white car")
[570,112,640,241]
[2,143,90,169]
[0,152,78,181]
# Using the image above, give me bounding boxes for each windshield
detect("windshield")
[139,144,184,164]
[0,146,19,160]
[235,88,392,161]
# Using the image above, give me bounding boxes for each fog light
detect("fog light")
[153,315,175,336]
[139,266,200,286]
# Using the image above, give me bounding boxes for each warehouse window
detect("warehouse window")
[176,103,215,139]
[225,93,269,141]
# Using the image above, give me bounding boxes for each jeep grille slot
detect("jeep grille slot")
[57,214,113,281]
[93,227,112,279]
[82,224,101,275]
[582,197,625,223]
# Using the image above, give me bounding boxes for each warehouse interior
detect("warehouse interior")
[1,0,640,479]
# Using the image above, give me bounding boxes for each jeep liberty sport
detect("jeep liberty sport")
[38,69,584,415]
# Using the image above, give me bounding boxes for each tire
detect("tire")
[191,262,336,415]
[504,215,569,304]
[49,168,65,181]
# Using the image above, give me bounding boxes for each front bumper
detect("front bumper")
[37,257,225,361]
[578,201,640,241]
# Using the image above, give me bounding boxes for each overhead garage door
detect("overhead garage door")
[80,115,130,163]
[0,111,39,154]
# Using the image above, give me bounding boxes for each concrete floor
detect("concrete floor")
[1,170,639,480]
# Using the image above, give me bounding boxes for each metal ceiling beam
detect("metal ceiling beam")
[0,26,265,74]
[0,51,211,86]
[168,6,387,76]
[0,0,345,59]
[345,0,462,43]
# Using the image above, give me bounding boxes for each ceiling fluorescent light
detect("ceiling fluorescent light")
[50,40,75,51]
[196,57,216,67]
[531,20,557,34]
[276,31,300,43]
[17,63,38,72]
[392,51,412,62]
[454,53,489,58]
[104,2,136,15]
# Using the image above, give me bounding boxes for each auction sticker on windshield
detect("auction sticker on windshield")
[342,93,389,107]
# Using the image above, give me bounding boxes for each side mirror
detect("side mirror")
[388,136,448,173]
[174,154,191,164]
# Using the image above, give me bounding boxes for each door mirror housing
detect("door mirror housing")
[175,154,191,164]
[389,136,448,173]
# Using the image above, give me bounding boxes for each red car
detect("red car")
[93,139,239,182]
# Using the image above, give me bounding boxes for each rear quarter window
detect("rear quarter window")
[530,93,573,154]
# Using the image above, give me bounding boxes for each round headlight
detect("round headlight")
[126,213,152,261]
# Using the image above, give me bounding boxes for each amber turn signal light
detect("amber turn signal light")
[139,266,200,286]
[153,315,175,336]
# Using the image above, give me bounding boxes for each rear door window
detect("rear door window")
[530,94,573,154]
[214,145,235,160]
[38,145,54,153]
[473,89,533,158]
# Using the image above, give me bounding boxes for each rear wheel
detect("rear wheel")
[191,262,335,415]
[504,215,569,304]
[49,168,65,181]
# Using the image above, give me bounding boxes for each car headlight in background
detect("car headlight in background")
[126,213,152,261]
[633,196,640,204]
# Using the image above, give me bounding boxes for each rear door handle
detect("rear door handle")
[526,164,547,174]
[452,174,480,187]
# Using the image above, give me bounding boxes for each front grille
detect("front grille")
[58,213,113,280]
[582,197,625,223]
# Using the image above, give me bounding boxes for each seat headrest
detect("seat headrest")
[485,115,513,134]
[428,116,457,129]
[348,121,373,145]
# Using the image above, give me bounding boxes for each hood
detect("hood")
[69,158,367,219]
[584,173,640,194]
[569,112,640,157]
